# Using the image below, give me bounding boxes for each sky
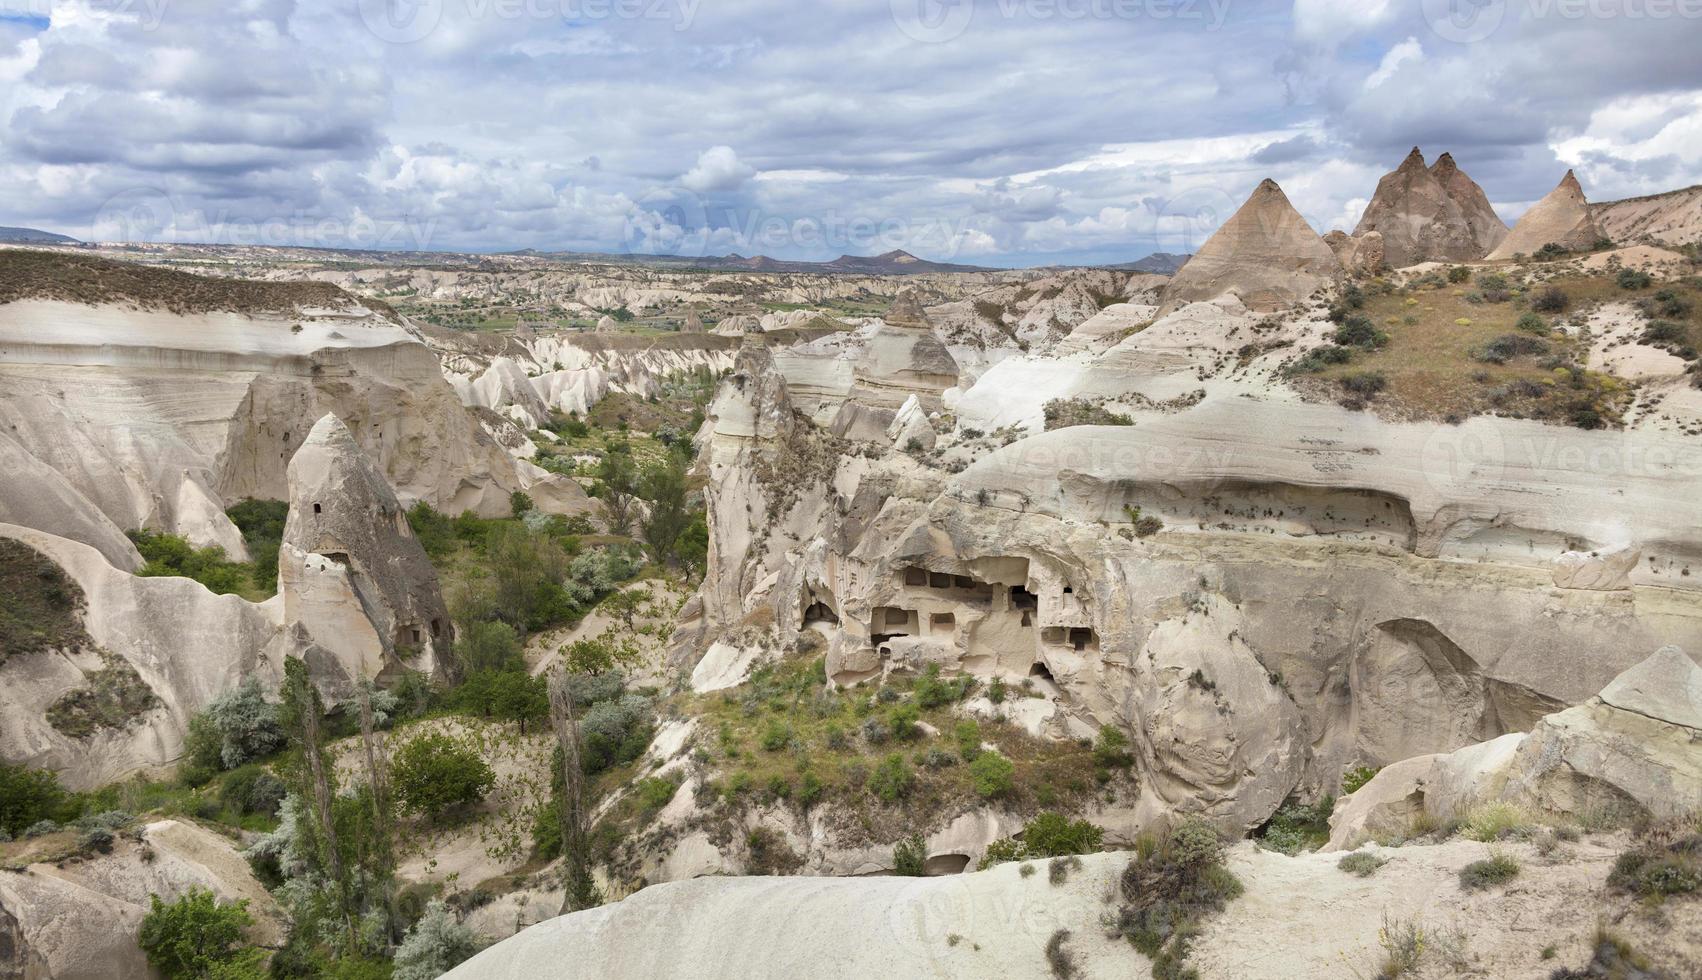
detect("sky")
[1,0,1699,267]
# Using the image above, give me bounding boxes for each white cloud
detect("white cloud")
[680,145,756,193]
[1364,37,1422,91]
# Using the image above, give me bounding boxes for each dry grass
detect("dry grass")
[0,538,93,663]
[0,249,394,316]
[1293,271,1649,425]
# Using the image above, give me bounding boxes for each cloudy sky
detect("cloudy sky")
[1,0,1699,266]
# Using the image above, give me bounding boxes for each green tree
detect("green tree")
[0,762,65,837]
[869,752,913,802]
[137,889,254,979]
[392,900,483,980]
[594,452,639,535]
[453,620,523,674]
[390,732,495,818]
[674,514,709,578]
[638,455,691,564]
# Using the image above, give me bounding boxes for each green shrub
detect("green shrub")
[1257,796,1334,855]
[1515,311,1551,334]
[1458,849,1520,890]
[987,677,1007,704]
[1529,285,1568,313]
[954,719,983,762]
[1617,267,1653,290]
[0,762,66,838]
[1111,819,1242,977]
[390,732,495,818]
[914,663,972,709]
[969,753,1015,798]
[1341,765,1380,795]
[1447,265,1471,283]
[129,530,253,596]
[760,718,792,752]
[894,833,927,876]
[138,889,254,979]
[888,702,921,742]
[225,499,288,595]
[392,900,483,980]
[453,620,524,674]
[203,678,286,770]
[1459,802,1531,842]
[1093,726,1133,771]
[869,753,913,802]
[1338,371,1387,396]
[1608,834,1702,900]
[579,693,654,774]
[1024,812,1104,857]
[1337,851,1387,877]
[1472,333,1549,364]
[1332,315,1388,351]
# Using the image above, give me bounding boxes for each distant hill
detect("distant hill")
[530,247,997,275]
[1102,252,1191,274]
[0,226,81,246]
[1593,184,1702,246]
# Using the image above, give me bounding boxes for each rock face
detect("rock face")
[850,290,960,410]
[1552,544,1640,590]
[1323,229,1386,274]
[1487,170,1608,259]
[681,308,706,333]
[1351,148,1508,268]
[0,819,285,980]
[1592,183,1702,246]
[1327,646,1702,849]
[1159,179,1342,313]
[279,414,455,690]
[0,524,286,790]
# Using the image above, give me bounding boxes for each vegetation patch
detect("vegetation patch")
[1255,795,1333,855]
[1458,848,1520,890]
[46,652,162,738]
[0,538,93,661]
[1043,397,1134,430]
[1608,824,1702,902]
[1337,851,1388,877]
[0,249,388,316]
[1108,819,1243,979]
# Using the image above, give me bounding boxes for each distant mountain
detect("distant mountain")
[529,247,997,275]
[1102,252,1191,274]
[0,226,81,245]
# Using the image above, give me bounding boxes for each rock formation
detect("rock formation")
[0,524,286,790]
[1322,229,1386,274]
[1158,179,1342,313]
[0,819,285,978]
[849,289,960,410]
[278,414,455,690]
[681,307,706,333]
[1327,646,1702,849]
[1592,183,1702,246]
[1487,170,1608,259]
[1350,148,1508,268]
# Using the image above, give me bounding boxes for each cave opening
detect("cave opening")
[1029,661,1056,684]
[804,600,840,626]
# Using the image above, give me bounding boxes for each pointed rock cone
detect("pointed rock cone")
[1159,178,1342,313]
[851,288,958,410]
[1352,148,1507,267]
[1487,170,1607,260]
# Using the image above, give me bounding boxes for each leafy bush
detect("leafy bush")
[225,499,288,594]
[1093,726,1133,771]
[914,663,973,709]
[1338,371,1387,396]
[78,826,115,854]
[760,719,792,752]
[138,889,254,979]
[1332,315,1388,351]
[1529,285,1568,313]
[218,765,287,818]
[894,833,927,876]
[1459,802,1531,842]
[1338,851,1387,877]
[390,732,496,818]
[1642,319,1688,345]
[0,762,66,838]
[1608,831,1702,900]
[1341,765,1380,795]
[940,719,981,764]
[1617,267,1653,290]
[969,752,1015,798]
[392,901,483,980]
[204,679,286,770]
[1111,819,1243,978]
[1257,796,1334,855]
[580,693,654,774]
[888,702,921,742]
[1515,312,1551,335]
[1458,849,1520,889]
[1023,812,1104,857]
[1447,265,1471,283]
[869,753,913,802]
[1289,344,1355,374]
[129,530,253,596]
[1472,333,1549,364]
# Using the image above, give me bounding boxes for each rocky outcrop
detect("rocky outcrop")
[850,290,960,410]
[1592,183,1702,246]
[0,819,285,979]
[1552,544,1640,591]
[1487,170,1608,260]
[1159,179,1342,313]
[0,524,286,790]
[279,414,455,690]
[1351,148,1507,268]
[1323,229,1386,275]
[1327,646,1702,849]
